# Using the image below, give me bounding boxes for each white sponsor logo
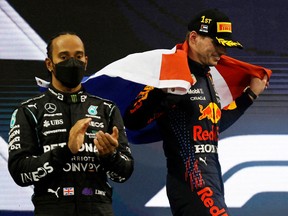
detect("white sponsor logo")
[187,88,203,94]
[194,144,218,153]
[48,187,60,198]
[8,132,21,151]
[8,129,20,140]
[44,103,57,113]
[190,96,206,101]
[81,95,87,102]
[20,162,54,183]
[27,103,37,109]
[95,189,106,196]
[8,126,21,151]
[145,135,288,208]
[8,142,21,151]
[89,121,104,128]
[9,124,20,132]
[86,132,96,139]
[63,162,100,172]
[71,155,95,162]
[199,157,208,166]
[43,143,66,152]
[43,119,64,127]
[57,94,64,101]
[85,114,101,119]
[43,129,67,136]
[44,113,62,117]
[79,143,97,153]
[104,102,113,108]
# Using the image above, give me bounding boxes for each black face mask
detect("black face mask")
[54,58,86,88]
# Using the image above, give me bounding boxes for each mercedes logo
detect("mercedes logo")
[44,103,57,113]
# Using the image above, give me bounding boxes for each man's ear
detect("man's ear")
[189,31,198,43]
[45,58,53,72]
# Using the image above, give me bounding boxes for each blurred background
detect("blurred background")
[1,0,288,215]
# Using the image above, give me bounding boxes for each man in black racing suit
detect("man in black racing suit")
[123,9,268,216]
[8,32,133,216]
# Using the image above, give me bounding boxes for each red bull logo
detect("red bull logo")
[130,86,153,114]
[193,125,218,141]
[198,103,221,124]
[197,187,228,216]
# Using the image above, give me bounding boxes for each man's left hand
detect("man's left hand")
[94,126,119,157]
[249,74,269,96]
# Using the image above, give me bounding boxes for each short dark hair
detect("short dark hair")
[46,31,83,59]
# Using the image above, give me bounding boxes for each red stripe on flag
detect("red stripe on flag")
[216,55,272,100]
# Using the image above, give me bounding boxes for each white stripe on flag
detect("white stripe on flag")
[210,66,233,108]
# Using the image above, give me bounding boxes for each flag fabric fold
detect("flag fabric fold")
[36,41,272,144]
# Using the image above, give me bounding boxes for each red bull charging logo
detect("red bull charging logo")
[198,103,221,124]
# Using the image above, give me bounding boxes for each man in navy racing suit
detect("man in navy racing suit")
[8,32,134,216]
[123,9,268,216]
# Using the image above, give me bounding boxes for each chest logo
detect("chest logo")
[88,105,98,116]
[198,102,221,124]
[44,103,57,113]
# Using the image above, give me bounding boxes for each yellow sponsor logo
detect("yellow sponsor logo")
[216,37,243,48]
[217,22,232,33]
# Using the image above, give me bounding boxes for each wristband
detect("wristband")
[244,86,258,100]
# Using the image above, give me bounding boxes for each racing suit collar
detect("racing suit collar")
[187,58,210,76]
[48,85,86,104]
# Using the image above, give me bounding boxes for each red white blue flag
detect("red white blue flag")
[63,187,74,196]
[36,41,272,144]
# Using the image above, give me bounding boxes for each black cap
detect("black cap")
[188,9,243,49]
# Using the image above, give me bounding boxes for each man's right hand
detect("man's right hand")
[68,118,91,154]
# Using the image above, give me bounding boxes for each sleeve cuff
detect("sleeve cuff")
[235,91,254,112]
